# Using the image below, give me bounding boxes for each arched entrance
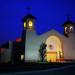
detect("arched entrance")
[45,35,64,62]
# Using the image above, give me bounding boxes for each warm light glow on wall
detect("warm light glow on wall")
[46,35,62,52]
[46,52,57,62]
[45,35,63,62]
[24,22,26,28]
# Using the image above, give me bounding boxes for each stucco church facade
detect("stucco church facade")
[25,29,75,62]
[24,13,75,62]
[0,13,75,63]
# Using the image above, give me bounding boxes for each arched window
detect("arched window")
[70,26,73,32]
[28,20,33,29]
[65,26,71,34]
[24,22,26,28]
[65,27,67,34]
[29,20,33,27]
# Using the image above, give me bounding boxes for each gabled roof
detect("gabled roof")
[39,29,68,39]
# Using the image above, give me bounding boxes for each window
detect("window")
[65,27,67,34]
[65,26,73,34]
[24,22,26,28]
[29,20,33,27]
[70,26,73,32]
[21,54,24,60]
[65,27,70,34]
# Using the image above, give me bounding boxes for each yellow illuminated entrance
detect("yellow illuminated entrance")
[45,35,64,62]
[46,52,57,62]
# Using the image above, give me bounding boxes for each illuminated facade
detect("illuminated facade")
[23,14,75,62]
[25,28,75,62]
[45,35,64,62]
[0,13,75,63]
[22,14,75,62]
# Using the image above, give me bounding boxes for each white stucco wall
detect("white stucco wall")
[25,29,75,61]
[62,33,75,60]
[25,30,44,61]
[25,30,55,61]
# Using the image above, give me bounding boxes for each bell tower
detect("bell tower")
[63,15,75,37]
[23,7,36,30]
[22,8,36,62]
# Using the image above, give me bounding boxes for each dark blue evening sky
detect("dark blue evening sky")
[0,0,75,45]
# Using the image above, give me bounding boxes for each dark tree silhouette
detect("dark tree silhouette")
[39,42,47,62]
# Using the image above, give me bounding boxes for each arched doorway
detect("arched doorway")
[45,35,64,62]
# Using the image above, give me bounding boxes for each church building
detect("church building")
[0,11,75,63]
[22,13,75,62]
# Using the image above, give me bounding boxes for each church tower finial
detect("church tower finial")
[23,7,36,30]
[27,7,31,14]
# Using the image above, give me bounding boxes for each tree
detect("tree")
[39,42,47,62]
